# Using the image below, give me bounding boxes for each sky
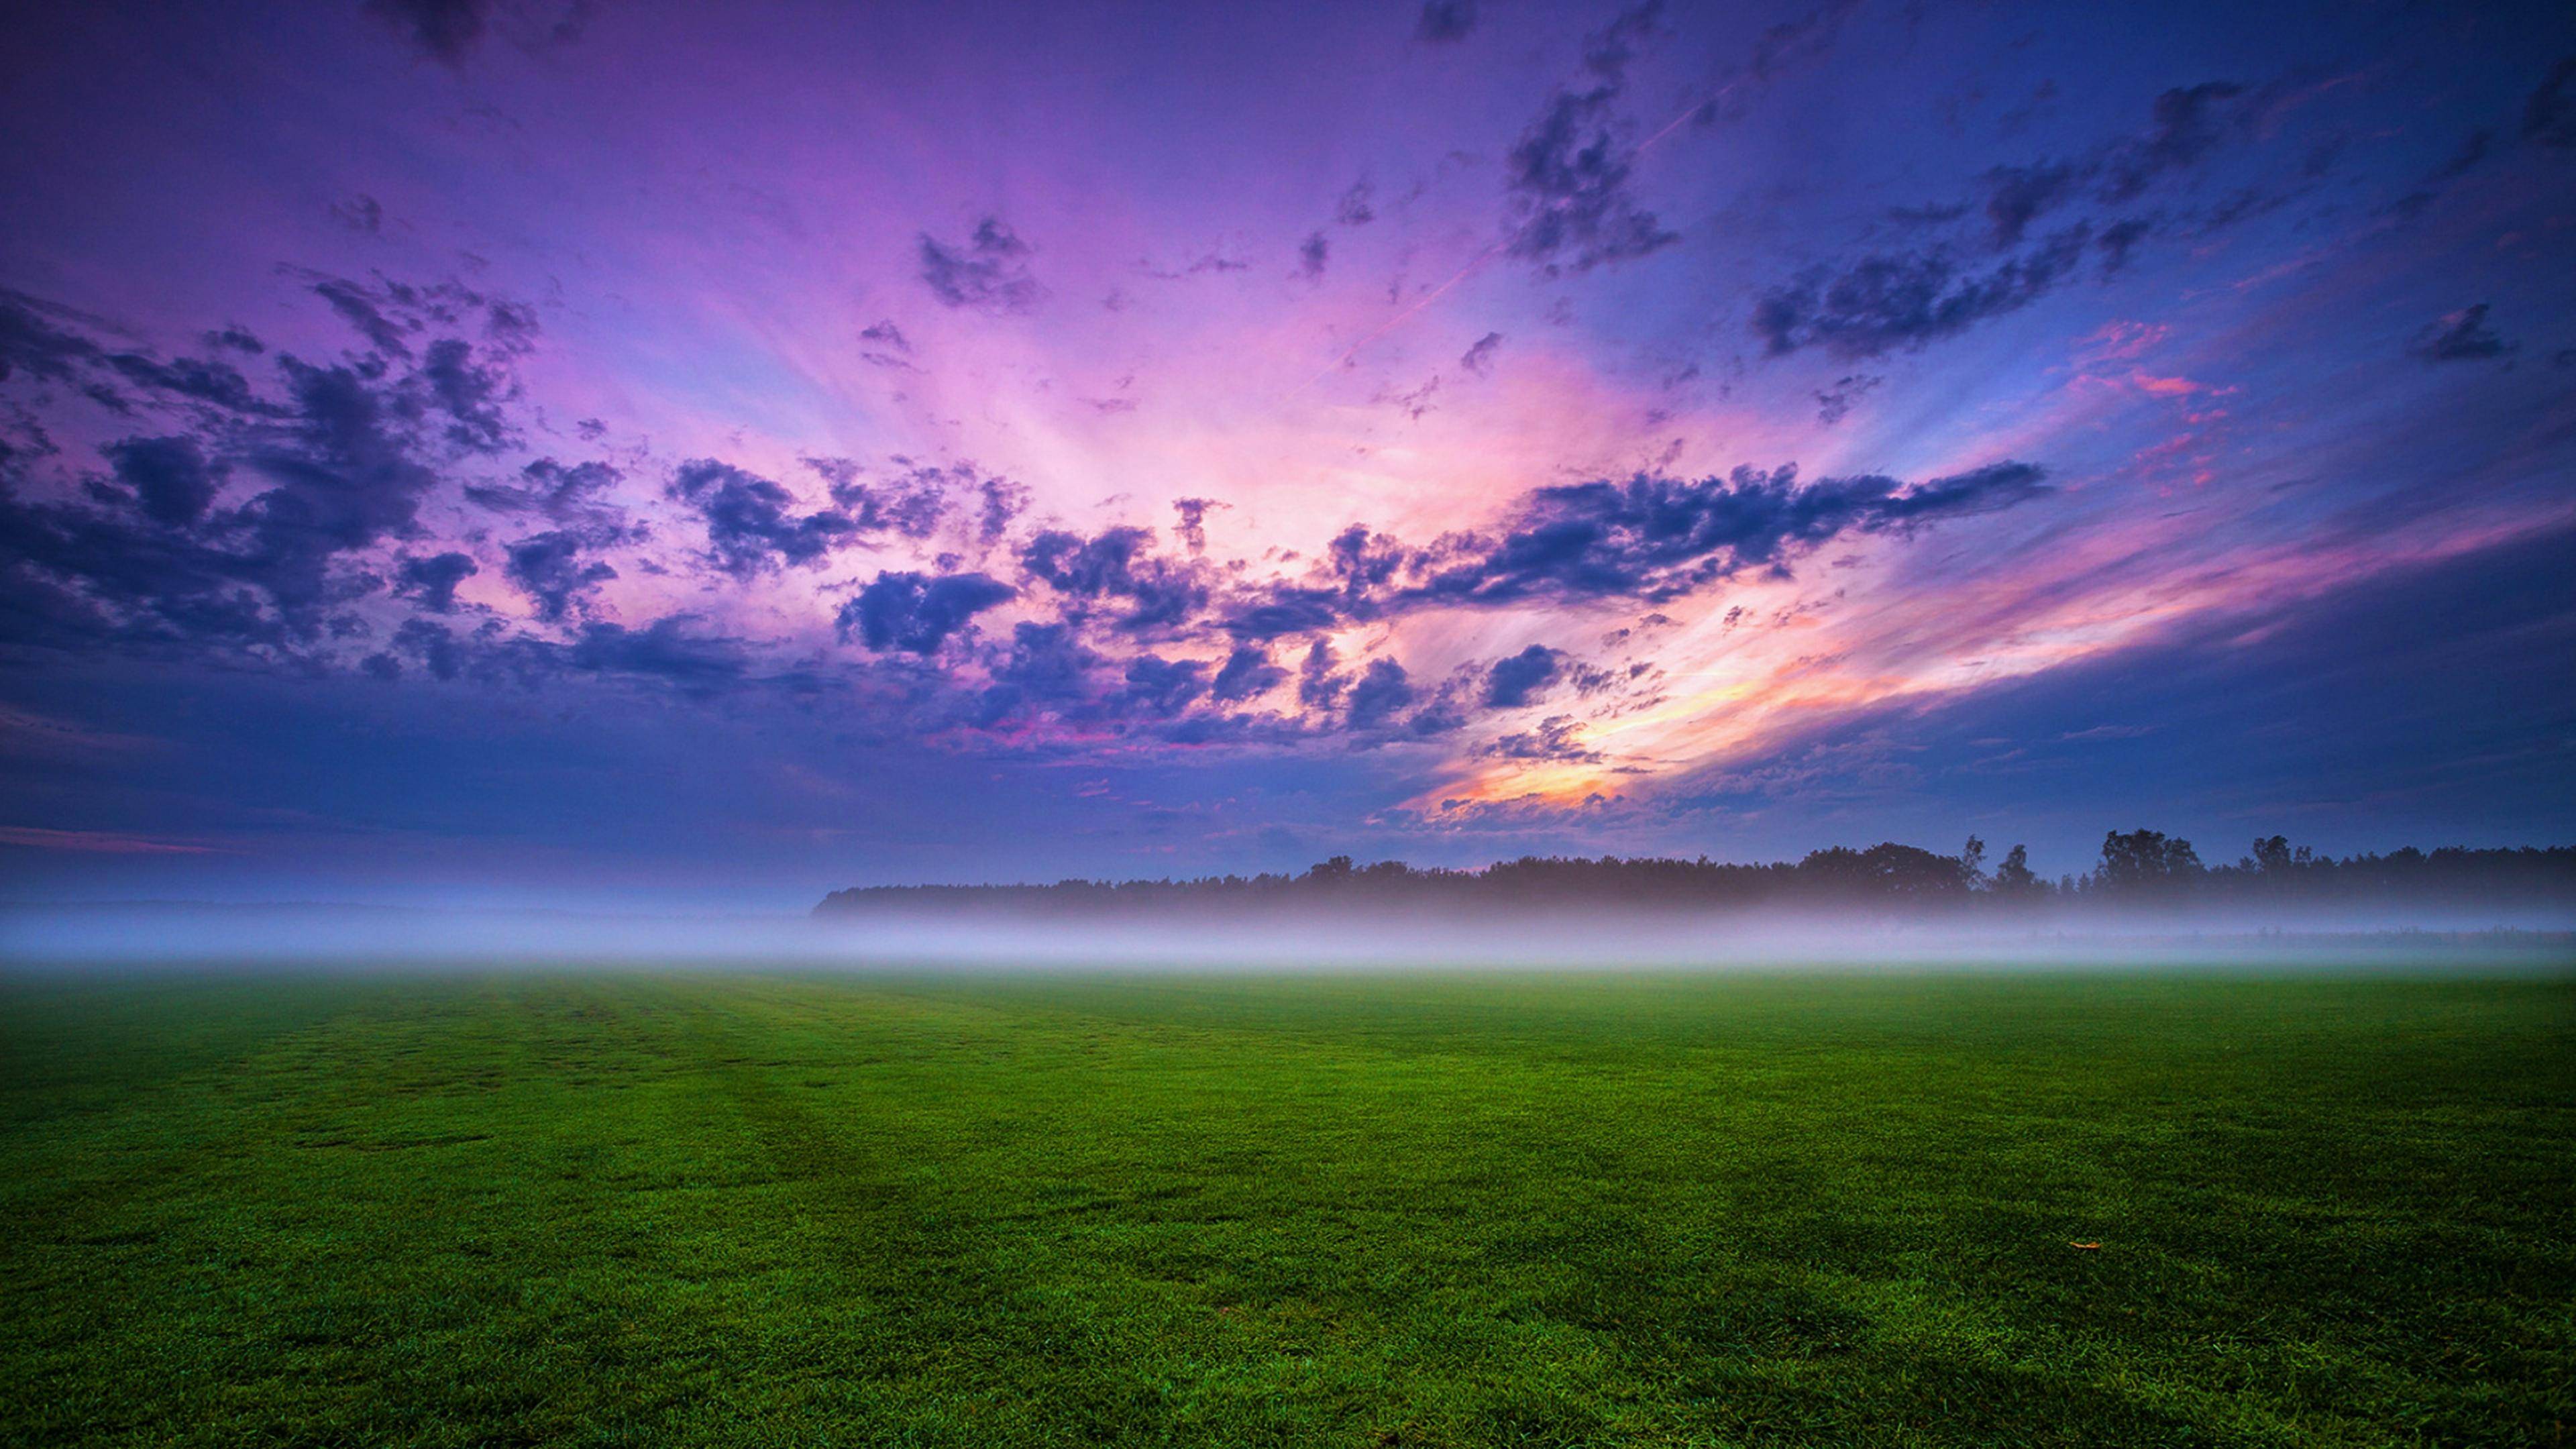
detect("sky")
[1,0,2571,910]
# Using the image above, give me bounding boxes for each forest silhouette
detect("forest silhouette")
[819,833,2576,920]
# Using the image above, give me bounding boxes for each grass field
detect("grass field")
[2,968,2569,1448]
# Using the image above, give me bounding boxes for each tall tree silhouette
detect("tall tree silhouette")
[2097,829,2204,892]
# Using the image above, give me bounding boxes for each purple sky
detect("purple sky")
[2,0,2571,908]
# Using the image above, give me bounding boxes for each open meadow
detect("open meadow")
[3,967,2569,1448]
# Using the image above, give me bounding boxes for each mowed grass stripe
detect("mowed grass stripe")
[0,971,2568,1446]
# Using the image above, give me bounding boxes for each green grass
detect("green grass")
[2,968,2570,1448]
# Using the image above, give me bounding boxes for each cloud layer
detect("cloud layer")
[1,1,2570,894]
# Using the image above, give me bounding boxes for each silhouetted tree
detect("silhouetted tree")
[1799,843,1973,898]
[2096,829,2204,892]
[1991,843,2041,896]
[813,833,2573,920]
[2241,835,2316,877]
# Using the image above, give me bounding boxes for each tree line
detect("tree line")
[817,832,2576,917]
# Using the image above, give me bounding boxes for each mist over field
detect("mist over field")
[13,832,2569,971]
[9,898,2571,973]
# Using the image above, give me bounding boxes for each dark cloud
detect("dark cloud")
[504,531,615,621]
[839,570,1015,655]
[1484,714,1602,762]
[918,218,1044,313]
[105,350,269,417]
[667,459,856,576]
[664,451,1014,546]
[5,290,280,426]
[1023,525,1150,596]
[2094,217,2155,277]
[1753,229,2088,360]
[1865,461,2055,528]
[421,339,515,452]
[1762,80,2268,361]
[976,621,1102,723]
[1503,91,1678,272]
[1140,250,1252,282]
[1484,645,1561,708]
[1020,525,1206,632]
[465,458,627,531]
[1173,496,1220,555]
[1220,587,1346,640]
[1210,643,1287,703]
[2101,82,2245,201]
[484,299,541,356]
[1346,657,1414,729]
[235,357,443,609]
[104,436,222,527]
[366,0,490,67]
[1501,4,1678,273]
[391,618,463,680]
[1335,180,1377,226]
[976,474,1030,545]
[996,621,1096,694]
[1329,524,1407,595]
[1405,692,1468,738]
[1296,637,1346,711]
[1298,231,1330,281]
[0,290,115,392]
[0,279,541,654]
[0,492,254,651]
[1980,162,2084,248]
[1413,461,2051,605]
[331,195,384,234]
[311,278,414,358]
[810,458,963,541]
[103,351,268,415]
[1812,373,1880,426]
[394,551,477,613]
[857,319,913,368]
[0,282,812,716]
[205,326,265,356]
[1377,375,1439,421]
[566,617,748,695]
[2408,304,2512,364]
[1416,0,1476,44]
[1120,655,1208,717]
[362,0,590,67]
[2528,56,2576,148]
[1460,331,1503,375]
[1199,458,2048,648]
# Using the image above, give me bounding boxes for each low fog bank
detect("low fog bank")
[16,836,2567,973]
[5,899,2571,974]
